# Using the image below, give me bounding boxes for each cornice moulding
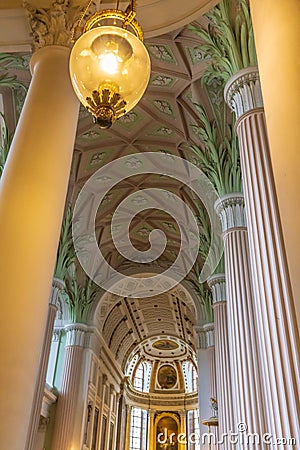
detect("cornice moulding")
[0,9,32,53]
[124,381,198,410]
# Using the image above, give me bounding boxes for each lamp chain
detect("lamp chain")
[71,0,138,42]
[71,0,97,42]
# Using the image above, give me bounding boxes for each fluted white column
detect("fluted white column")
[225,68,300,446]
[208,275,234,450]
[250,0,300,324]
[216,194,265,448]
[51,323,87,450]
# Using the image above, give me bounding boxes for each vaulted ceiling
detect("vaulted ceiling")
[0,1,219,367]
[70,19,216,277]
[95,284,197,369]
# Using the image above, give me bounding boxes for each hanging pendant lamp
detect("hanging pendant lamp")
[69,1,151,129]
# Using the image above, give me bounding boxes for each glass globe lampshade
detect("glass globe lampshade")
[69,25,151,128]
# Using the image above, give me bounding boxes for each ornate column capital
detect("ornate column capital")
[195,323,215,349]
[149,409,156,418]
[23,0,83,51]
[215,193,246,233]
[207,274,226,306]
[52,327,62,342]
[126,404,132,414]
[102,373,108,385]
[50,278,70,321]
[50,278,65,305]
[224,66,263,119]
[65,323,88,347]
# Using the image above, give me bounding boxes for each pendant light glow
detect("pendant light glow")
[69,9,151,129]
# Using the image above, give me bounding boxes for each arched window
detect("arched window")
[182,360,198,393]
[126,353,139,378]
[133,360,152,392]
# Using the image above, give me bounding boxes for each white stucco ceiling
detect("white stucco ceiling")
[0,0,219,37]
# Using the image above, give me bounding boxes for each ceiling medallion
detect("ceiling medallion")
[152,339,179,350]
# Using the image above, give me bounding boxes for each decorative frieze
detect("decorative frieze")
[224,67,264,119]
[215,193,246,232]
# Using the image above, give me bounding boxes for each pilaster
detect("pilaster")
[51,324,88,450]
[125,405,132,450]
[196,323,216,442]
[207,274,234,450]
[25,303,57,450]
[196,323,215,350]
[148,409,155,450]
